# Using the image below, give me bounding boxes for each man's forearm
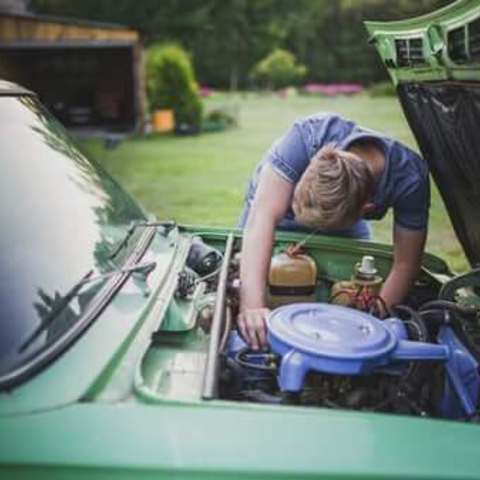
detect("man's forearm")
[380,263,420,311]
[239,213,276,310]
[380,226,426,312]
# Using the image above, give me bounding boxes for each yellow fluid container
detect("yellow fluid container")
[268,252,317,309]
[153,109,174,133]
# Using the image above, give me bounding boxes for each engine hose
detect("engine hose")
[420,301,480,362]
[419,300,477,316]
[224,357,244,393]
[234,347,277,372]
[418,302,475,346]
[418,309,449,336]
[391,305,428,342]
[419,309,449,322]
[330,289,390,317]
[367,295,390,318]
[390,305,432,393]
[439,268,480,301]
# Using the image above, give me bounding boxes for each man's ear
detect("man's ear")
[360,202,376,215]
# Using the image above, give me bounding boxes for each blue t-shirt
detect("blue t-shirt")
[239,113,430,238]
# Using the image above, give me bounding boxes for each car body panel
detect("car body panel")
[0,209,463,478]
[0,227,466,478]
[365,0,480,85]
[2,402,480,480]
[0,230,186,415]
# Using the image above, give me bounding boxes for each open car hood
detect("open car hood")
[366,0,480,267]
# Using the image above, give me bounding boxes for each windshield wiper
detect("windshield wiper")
[19,260,157,353]
[108,220,176,260]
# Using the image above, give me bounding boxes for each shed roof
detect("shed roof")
[0,10,134,31]
[0,10,140,43]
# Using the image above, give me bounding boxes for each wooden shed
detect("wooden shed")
[0,10,146,135]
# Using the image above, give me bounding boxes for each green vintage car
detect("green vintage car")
[2,1,480,478]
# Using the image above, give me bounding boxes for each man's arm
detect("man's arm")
[380,225,427,311]
[238,165,294,349]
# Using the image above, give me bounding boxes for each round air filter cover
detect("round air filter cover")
[267,304,399,388]
[267,303,397,359]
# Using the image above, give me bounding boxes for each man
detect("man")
[237,113,430,350]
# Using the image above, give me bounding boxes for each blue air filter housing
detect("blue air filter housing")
[267,303,450,393]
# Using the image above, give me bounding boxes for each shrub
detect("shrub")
[250,49,307,90]
[368,81,396,97]
[202,107,238,133]
[146,43,203,131]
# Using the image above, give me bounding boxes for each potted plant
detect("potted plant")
[146,43,203,134]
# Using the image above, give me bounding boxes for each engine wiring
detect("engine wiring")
[329,287,390,318]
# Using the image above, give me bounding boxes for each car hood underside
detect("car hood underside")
[398,81,480,267]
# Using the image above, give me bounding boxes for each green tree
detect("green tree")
[31,0,455,88]
[251,48,307,89]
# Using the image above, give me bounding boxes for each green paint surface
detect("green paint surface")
[365,0,480,85]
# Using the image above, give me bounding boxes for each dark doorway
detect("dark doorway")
[0,43,137,133]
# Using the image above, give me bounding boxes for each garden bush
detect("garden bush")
[202,107,238,133]
[368,81,396,97]
[146,43,203,132]
[250,49,307,90]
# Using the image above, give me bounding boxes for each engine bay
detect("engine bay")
[149,230,480,423]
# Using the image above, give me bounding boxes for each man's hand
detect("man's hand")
[380,225,427,310]
[237,308,271,350]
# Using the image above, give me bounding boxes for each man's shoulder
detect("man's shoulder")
[391,140,428,179]
[295,112,351,128]
[293,113,355,155]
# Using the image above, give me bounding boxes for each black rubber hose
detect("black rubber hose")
[418,309,449,335]
[224,357,244,394]
[390,304,433,396]
[419,300,477,316]
[420,302,480,364]
[234,347,277,372]
[391,304,428,342]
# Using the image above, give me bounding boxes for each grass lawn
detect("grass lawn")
[83,92,468,272]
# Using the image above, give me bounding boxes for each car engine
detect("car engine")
[184,234,480,422]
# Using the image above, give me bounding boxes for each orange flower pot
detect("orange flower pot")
[153,109,174,132]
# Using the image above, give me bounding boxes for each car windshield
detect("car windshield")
[0,95,147,381]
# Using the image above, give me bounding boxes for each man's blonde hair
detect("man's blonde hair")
[292,144,374,229]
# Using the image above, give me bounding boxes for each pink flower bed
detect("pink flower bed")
[199,86,215,97]
[303,83,364,96]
